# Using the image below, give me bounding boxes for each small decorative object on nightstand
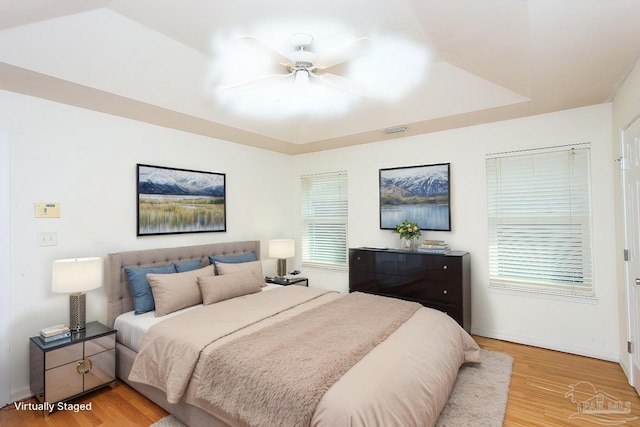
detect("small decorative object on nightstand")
[265,276,309,287]
[29,321,116,413]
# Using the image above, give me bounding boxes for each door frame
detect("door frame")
[622,115,640,394]
[0,130,10,406]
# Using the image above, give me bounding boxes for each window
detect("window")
[486,144,593,297]
[301,171,348,270]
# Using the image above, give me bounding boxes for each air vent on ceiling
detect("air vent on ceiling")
[383,126,407,134]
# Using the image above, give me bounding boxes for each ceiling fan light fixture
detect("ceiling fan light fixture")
[383,126,407,134]
[294,68,309,86]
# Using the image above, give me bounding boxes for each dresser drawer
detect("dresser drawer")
[418,281,462,303]
[350,250,426,277]
[426,256,462,281]
[45,343,83,370]
[350,269,398,293]
[349,250,375,272]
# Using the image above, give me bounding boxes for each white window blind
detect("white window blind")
[486,144,593,297]
[301,171,348,270]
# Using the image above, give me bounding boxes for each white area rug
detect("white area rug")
[151,349,513,427]
[436,349,513,426]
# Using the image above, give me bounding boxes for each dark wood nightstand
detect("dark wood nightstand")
[266,276,309,287]
[29,321,116,412]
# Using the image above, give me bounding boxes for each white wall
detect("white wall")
[1,130,11,407]
[612,57,640,378]
[292,103,619,361]
[0,90,294,401]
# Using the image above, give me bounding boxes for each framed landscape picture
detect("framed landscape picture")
[379,163,451,231]
[137,164,226,236]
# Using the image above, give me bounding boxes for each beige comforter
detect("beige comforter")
[129,286,480,427]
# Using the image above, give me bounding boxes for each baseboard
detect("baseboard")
[620,354,632,382]
[10,386,31,404]
[471,327,619,362]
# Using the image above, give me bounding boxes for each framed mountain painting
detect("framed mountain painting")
[379,163,451,231]
[137,164,226,236]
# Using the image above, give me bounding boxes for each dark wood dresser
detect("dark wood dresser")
[349,247,470,332]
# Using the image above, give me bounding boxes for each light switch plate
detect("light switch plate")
[37,232,57,247]
[35,202,60,218]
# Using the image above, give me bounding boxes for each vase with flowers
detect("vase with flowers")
[393,220,422,250]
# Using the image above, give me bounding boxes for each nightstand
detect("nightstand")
[266,276,309,287]
[29,321,116,411]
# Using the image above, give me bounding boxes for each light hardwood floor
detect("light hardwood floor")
[475,337,640,426]
[2,336,640,426]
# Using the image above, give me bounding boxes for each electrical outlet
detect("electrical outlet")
[37,232,57,247]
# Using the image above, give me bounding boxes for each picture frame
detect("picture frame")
[137,164,226,236]
[379,163,451,231]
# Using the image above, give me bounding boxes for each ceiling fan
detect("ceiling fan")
[219,33,371,96]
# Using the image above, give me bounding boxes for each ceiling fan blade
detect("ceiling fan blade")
[218,73,292,92]
[314,73,367,97]
[314,37,372,70]
[239,35,292,66]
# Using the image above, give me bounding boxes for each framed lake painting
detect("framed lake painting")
[379,163,451,231]
[137,164,226,236]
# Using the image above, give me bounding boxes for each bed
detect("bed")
[106,240,480,427]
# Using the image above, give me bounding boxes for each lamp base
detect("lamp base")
[69,292,86,331]
[276,259,287,277]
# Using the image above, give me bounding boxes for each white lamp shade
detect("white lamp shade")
[52,257,103,293]
[269,239,295,259]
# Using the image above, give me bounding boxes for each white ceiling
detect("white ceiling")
[0,0,639,154]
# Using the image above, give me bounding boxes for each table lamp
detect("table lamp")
[52,257,102,332]
[269,239,295,277]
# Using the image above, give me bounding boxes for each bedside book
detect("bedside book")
[39,330,71,343]
[40,324,69,337]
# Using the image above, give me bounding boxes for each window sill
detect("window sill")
[302,261,348,272]
[489,285,599,304]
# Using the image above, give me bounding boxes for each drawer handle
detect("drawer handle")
[76,358,93,375]
[443,290,448,295]
[443,265,448,270]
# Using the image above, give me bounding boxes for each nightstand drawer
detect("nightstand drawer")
[85,334,115,357]
[45,361,83,403]
[84,349,116,390]
[45,343,83,370]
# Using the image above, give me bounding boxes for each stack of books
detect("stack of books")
[39,326,71,343]
[417,240,451,254]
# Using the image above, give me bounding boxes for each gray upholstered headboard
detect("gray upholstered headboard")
[106,240,261,327]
